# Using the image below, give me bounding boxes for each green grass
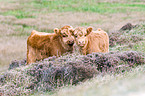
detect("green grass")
[1,10,36,19]
[132,41,145,52]
[114,41,145,52]
[29,1,145,13]
[1,0,145,19]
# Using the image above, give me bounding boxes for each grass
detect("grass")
[0,36,27,72]
[1,10,36,19]
[113,41,145,52]
[0,0,145,19]
[31,0,145,12]
[18,1,145,14]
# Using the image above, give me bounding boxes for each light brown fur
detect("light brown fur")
[73,27,109,55]
[27,25,74,64]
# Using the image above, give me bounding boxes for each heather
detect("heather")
[0,50,144,95]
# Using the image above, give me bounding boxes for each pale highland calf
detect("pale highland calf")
[72,27,109,55]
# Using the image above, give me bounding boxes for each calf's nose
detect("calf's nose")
[78,40,85,45]
[68,40,74,46]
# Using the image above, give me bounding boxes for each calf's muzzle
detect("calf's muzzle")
[67,40,74,46]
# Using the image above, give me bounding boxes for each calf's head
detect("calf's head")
[73,27,93,48]
[54,25,74,51]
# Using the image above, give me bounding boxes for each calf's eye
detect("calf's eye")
[63,35,66,37]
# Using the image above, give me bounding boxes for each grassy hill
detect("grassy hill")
[0,0,145,96]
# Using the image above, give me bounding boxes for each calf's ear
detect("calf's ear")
[54,28,60,34]
[97,28,101,31]
[86,26,93,35]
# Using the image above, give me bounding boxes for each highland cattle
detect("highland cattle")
[27,26,74,64]
[72,27,109,55]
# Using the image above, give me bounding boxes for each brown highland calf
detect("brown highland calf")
[27,26,74,64]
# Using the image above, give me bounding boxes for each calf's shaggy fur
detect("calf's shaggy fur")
[73,27,109,55]
[27,26,74,64]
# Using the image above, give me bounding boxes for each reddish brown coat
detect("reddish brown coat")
[27,26,74,64]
